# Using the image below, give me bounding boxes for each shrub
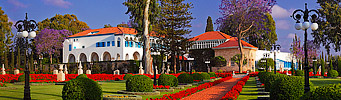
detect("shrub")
[18,74,31,82]
[126,75,153,92]
[270,76,314,100]
[76,74,88,79]
[177,73,193,83]
[158,74,178,87]
[123,74,133,80]
[295,70,304,76]
[208,72,216,77]
[192,73,204,81]
[62,77,102,100]
[302,83,341,100]
[217,70,223,73]
[264,73,285,92]
[201,73,210,80]
[327,70,338,78]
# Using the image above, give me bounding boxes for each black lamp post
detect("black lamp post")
[14,13,37,100]
[270,44,281,74]
[263,53,270,72]
[291,3,319,93]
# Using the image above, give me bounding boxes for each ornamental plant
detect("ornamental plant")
[301,83,341,100]
[123,74,133,80]
[270,76,314,100]
[178,73,193,84]
[208,72,217,77]
[201,72,210,80]
[327,70,338,78]
[295,70,304,76]
[192,73,204,81]
[126,75,153,92]
[62,76,102,100]
[18,74,31,82]
[158,74,178,87]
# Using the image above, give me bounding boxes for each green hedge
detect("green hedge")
[62,77,102,100]
[18,74,31,82]
[76,74,88,78]
[158,74,178,87]
[192,73,204,81]
[327,70,338,78]
[295,70,304,76]
[208,72,216,77]
[124,74,133,80]
[201,73,210,80]
[270,76,314,100]
[302,83,341,100]
[178,73,193,84]
[126,75,153,92]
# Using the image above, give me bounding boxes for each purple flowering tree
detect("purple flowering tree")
[291,34,320,67]
[35,28,72,64]
[216,0,276,72]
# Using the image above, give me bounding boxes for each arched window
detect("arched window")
[117,37,121,47]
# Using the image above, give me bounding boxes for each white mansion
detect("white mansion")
[62,27,158,63]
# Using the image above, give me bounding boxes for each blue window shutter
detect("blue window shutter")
[69,44,72,51]
[112,41,115,46]
[107,41,110,46]
[117,41,120,47]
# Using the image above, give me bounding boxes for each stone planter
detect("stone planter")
[153,89,174,92]
[178,84,192,87]
[103,95,142,100]
[117,90,160,95]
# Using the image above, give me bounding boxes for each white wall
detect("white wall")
[256,50,296,70]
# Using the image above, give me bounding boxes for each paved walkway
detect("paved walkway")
[181,74,245,100]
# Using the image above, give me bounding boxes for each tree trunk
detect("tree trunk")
[237,34,244,73]
[143,0,152,74]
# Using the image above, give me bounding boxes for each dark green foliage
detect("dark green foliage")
[208,72,216,77]
[205,16,214,32]
[210,56,227,67]
[321,59,326,76]
[295,70,304,76]
[124,74,133,80]
[302,83,341,100]
[126,75,153,92]
[18,74,31,82]
[257,58,274,69]
[192,73,204,81]
[201,73,210,80]
[270,76,303,100]
[158,74,178,87]
[338,57,341,76]
[76,74,88,79]
[177,73,193,83]
[327,70,338,78]
[62,77,102,100]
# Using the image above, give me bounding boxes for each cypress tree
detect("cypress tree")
[205,16,214,32]
[338,56,341,76]
[321,58,325,76]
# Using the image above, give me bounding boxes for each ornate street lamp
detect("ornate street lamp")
[263,53,270,72]
[291,3,319,93]
[270,44,281,74]
[14,13,37,100]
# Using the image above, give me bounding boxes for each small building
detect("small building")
[255,50,296,71]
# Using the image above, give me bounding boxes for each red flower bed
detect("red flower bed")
[0,74,22,83]
[248,72,258,77]
[153,85,170,89]
[30,74,57,83]
[220,75,250,100]
[148,74,233,100]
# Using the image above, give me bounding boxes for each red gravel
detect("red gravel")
[181,78,242,100]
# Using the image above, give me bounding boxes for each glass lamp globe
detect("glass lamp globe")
[22,31,29,37]
[295,23,302,30]
[28,31,36,38]
[17,32,23,37]
[302,22,310,30]
[311,23,318,31]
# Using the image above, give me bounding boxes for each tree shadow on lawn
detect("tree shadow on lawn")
[0,96,22,100]
[4,90,62,98]
[102,91,121,94]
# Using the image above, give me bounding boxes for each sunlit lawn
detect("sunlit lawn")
[0,80,197,100]
[237,77,341,100]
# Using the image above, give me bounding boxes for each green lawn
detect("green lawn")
[0,80,197,100]
[237,77,261,100]
[310,78,341,87]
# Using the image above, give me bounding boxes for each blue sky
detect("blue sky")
[0,0,339,55]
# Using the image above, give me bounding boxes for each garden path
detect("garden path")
[181,74,246,100]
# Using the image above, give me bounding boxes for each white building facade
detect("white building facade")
[62,27,157,63]
[255,50,297,70]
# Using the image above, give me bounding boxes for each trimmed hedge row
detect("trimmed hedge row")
[177,73,193,83]
[258,72,314,100]
[208,72,217,77]
[158,74,178,87]
[302,83,341,100]
[201,73,210,80]
[126,75,153,92]
[192,73,203,81]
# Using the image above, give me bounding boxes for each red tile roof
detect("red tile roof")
[213,37,258,49]
[68,27,157,38]
[189,31,232,41]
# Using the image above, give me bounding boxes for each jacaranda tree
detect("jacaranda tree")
[35,28,72,64]
[216,0,276,73]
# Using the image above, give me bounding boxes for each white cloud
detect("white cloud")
[271,5,291,19]
[42,0,72,8]
[275,20,290,30]
[7,0,28,8]
[287,33,295,38]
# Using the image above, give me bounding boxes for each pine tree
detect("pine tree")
[205,16,214,32]
[156,0,194,73]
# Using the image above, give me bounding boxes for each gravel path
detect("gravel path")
[181,76,244,100]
